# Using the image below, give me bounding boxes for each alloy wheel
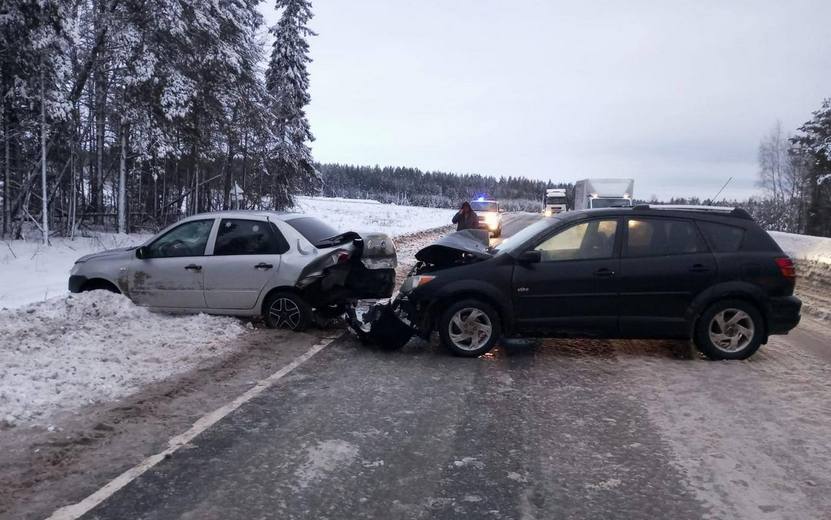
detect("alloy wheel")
[448,307,493,352]
[708,308,755,352]
[269,297,301,330]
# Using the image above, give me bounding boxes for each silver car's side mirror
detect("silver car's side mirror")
[136,246,148,259]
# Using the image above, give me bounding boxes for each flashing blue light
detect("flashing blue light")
[477,196,485,201]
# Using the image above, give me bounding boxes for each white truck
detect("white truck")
[543,188,568,217]
[571,178,634,210]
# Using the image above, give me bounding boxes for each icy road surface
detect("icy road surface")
[35,212,831,520]
[71,322,831,520]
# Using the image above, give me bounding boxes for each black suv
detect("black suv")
[393,205,801,359]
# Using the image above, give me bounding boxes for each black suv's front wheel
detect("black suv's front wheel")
[694,299,764,360]
[439,299,501,357]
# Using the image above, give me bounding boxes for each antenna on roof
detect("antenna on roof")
[711,177,733,203]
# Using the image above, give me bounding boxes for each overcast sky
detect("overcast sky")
[261,0,831,200]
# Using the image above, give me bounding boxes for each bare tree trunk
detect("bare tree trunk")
[40,67,50,245]
[95,80,105,224]
[69,138,77,237]
[118,122,127,233]
[2,100,9,237]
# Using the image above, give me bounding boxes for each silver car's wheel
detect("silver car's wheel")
[708,308,755,353]
[448,307,493,352]
[269,298,301,330]
[264,292,312,331]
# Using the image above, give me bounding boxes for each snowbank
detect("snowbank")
[769,231,831,265]
[293,196,456,237]
[0,291,244,426]
[0,233,150,310]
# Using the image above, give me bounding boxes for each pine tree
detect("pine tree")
[264,0,318,209]
[790,99,831,237]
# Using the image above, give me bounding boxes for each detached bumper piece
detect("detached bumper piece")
[347,300,415,350]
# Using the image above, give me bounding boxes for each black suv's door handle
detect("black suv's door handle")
[594,268,615,278]
[254,262,273,270]
[689,264,711,273]
[184,264,202,272]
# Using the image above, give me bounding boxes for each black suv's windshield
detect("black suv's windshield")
[491,217,557,254]
[470,200,498,212]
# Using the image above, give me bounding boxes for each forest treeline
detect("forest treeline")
[311,163,568,212]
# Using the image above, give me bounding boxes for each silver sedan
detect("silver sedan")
[69,211,397,330]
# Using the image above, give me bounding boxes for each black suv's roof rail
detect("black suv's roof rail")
[631,204,753,220]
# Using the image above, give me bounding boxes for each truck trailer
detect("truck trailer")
[571,178,634,210]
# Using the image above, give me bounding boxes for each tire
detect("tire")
[438,299,501,357]
[81,279,120,294]
[694,299,764,360]
[263,291,313,332]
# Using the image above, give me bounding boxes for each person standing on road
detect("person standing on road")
[452,201,478,231]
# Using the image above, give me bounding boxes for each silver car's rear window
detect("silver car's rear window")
[286,217,340,245]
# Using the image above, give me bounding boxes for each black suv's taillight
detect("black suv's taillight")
[775,257,796,279]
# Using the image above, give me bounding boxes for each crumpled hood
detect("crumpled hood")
[76,246,137,263]
[415,229,492,265]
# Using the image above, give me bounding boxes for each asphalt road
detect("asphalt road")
[74,213,831,520]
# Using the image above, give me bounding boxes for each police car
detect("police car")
[470,197,503,238]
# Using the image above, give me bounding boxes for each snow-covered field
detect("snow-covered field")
[293,195,456,237]
[0,233,151,310]
[0,291,244,426]
[769,230,831,265]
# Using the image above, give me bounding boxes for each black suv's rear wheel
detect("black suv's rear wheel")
[694,299,763,360]
[438,299,501,357]
[264,292,313,331]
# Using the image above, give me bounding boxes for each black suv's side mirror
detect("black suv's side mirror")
[517,250,541,264]
[136,246,148,260]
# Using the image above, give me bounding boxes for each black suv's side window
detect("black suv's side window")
[214,219,290,255]
[625,218,704,257]
[147,219,214,258]
[697,221,745,252]
[534,219,618,261]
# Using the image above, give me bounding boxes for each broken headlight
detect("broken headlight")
[400,275,435,294]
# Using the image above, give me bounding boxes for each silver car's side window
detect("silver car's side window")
[146,220,214,258]
[214,219,290,255]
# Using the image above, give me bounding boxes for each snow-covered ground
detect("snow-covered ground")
[0,291,244,426]
[769,230,831,265]
[0,196,455,428]
[770,231,831,321]
[0,233,152,310]
[293,195,456,237]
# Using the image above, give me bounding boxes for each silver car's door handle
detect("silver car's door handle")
[184,264,202,272]
[254,263,273,270]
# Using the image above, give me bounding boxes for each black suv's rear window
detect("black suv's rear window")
[286,217,340,245]
[698,221,745,252]
[626,218,704,257]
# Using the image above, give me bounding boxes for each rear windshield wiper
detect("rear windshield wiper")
[314,231,359,248]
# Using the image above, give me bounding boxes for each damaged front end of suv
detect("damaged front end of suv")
[350,229,497,349]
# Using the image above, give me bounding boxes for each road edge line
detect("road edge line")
[46,335,339,520]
